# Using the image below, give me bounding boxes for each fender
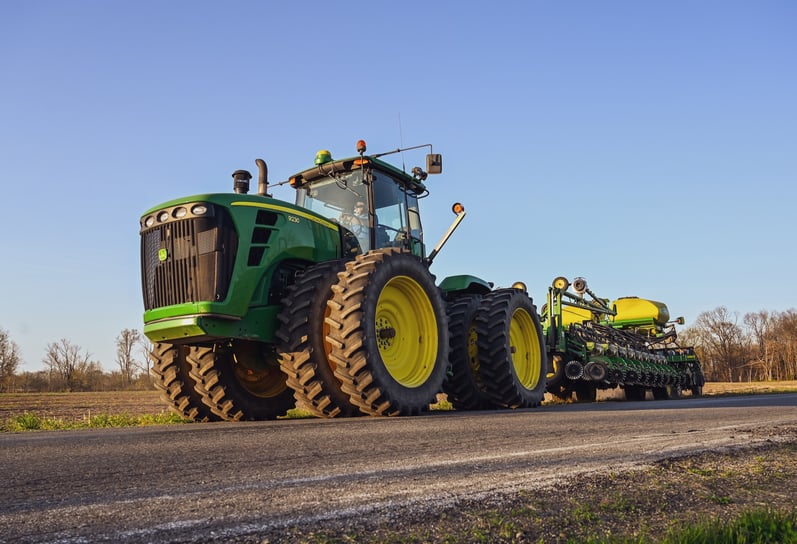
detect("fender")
[438,274,493,297]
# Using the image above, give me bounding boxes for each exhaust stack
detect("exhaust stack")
[256,159,271,197]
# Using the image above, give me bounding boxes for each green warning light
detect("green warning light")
[158,248,168,262]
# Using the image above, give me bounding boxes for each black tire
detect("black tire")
[475,289,548,409]
[276,260,359,418]
[187,341,295,421]
[624,384,647,401]
[575,384,597,402]
[150,343,220,422]
[653,384,682,400]
[326,249,449,416]
[441,295,498,411]
[690,365,705,397]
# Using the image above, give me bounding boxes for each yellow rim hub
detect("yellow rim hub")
[234,365,288,398]
[375,275,438,387]
[509,308,542,389]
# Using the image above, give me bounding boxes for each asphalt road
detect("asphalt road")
[1,393,795,543]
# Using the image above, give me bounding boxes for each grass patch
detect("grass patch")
[282,408,317,419]
[2,410,188,432]
[580,508,797,543]
[666,508,797,544]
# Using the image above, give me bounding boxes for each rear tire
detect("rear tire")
[475,289,548,408]
[326,249,449,416]
[442,295,497,411]
[277,260,359,417]
[150,343,219,422]
[187,342,295,421]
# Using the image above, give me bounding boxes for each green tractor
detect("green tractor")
[140,140,548,420]
[542,276,705,402]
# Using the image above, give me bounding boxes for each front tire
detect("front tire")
[326,249,449,416]
[276,261,359,417]
[150,343,220,422]
[187,341,295,421]
[475,289,548,408]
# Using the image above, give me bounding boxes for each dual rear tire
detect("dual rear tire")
[445,289,548,410]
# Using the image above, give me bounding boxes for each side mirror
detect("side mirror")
[426,154,443,174]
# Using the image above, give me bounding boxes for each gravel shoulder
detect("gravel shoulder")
[261,428,797,543]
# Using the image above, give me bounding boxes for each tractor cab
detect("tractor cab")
[289,141,440,257]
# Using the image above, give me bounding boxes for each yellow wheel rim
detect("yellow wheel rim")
[233,343,289,399]
[375,275,438,387]
[509,308,542,389]
[234,365,289,398]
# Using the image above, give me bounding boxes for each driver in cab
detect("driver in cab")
[340,200,370,251]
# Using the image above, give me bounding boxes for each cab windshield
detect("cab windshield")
[295,168,423,253]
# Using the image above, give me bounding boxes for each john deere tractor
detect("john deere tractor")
[140,140,548,420]
[542,276,704,402]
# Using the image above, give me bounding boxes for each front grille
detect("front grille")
[140,206,238,310]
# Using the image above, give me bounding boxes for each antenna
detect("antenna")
[398,112,406,172]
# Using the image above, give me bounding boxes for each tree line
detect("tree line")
[1,306,796,392]
[0,328,154,393]
[679,306,797,382]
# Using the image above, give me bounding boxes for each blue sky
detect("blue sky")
[2,1,795,372]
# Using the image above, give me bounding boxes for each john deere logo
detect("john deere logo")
[158,248,168,262]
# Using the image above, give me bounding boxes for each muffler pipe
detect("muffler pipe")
[256,159,271,197]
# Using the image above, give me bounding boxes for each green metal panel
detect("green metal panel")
[144,306,281,344]
[140,193,342,344]
[438,274,492,296]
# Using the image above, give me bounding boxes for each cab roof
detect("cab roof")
[289,155,427,195]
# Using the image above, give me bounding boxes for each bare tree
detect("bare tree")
[744,310,775,380]
[687,306,746,381]
[772,310,797,380]
[42,339,93,391]
[136,335,154,388]
[0,328,21,392]
[115,329,142,387]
